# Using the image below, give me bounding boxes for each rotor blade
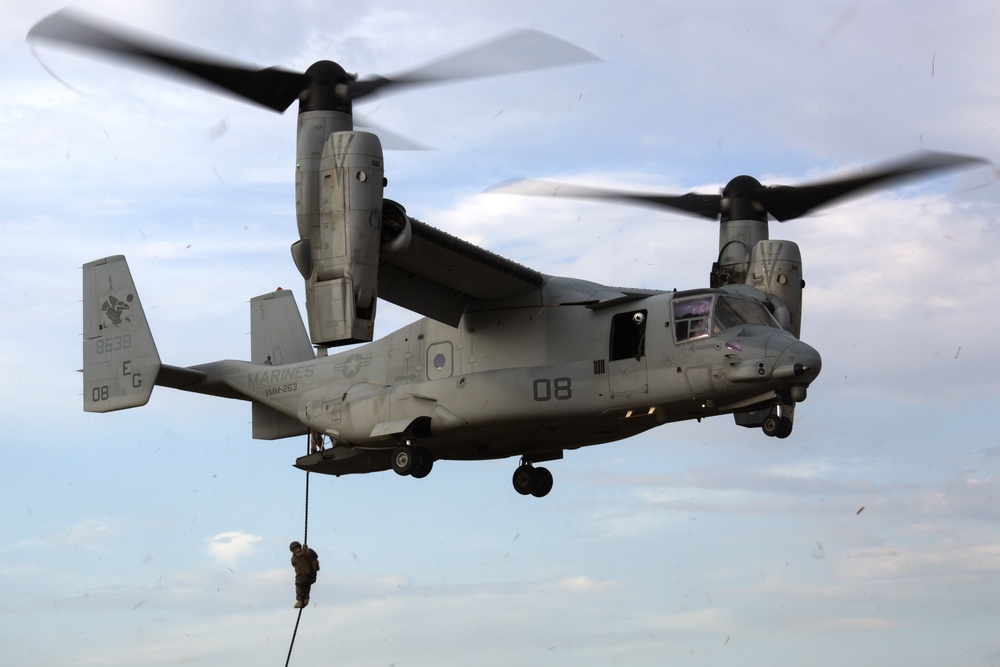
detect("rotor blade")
[761,151,988,222]
[350,29,601,101]
[487,178,722,220]
[27,9,307,112]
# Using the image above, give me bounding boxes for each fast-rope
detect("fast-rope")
[284,435,313,667]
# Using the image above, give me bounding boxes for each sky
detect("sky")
[2,1,999,665]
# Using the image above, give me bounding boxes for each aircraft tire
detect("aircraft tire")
[762,414,793,439]
[530,467,553,498]
[761,414,781,438]
[512,464,536,495]
[410,449,434,479]
[391,445,416,476]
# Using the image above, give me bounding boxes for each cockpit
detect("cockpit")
[672,292,782,343]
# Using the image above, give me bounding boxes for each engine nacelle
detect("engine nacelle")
[744,239,803,338]
[294,130,384,347]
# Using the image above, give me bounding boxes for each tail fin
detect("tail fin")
[250,289,314,366]
[82,256,160,412]
[250,289,313,439]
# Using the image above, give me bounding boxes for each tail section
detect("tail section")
[82,256,160,412]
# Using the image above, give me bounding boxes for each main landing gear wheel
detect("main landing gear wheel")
[512,463,553,498]
[392,445,415,475]
[410,449,433,479]
[532,467,553,497]
[761,414,793,439]
[392,444,434,478]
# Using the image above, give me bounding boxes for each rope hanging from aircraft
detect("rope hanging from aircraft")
[284,436,313,667]
[303,468,311,547]
[284,606,304,667]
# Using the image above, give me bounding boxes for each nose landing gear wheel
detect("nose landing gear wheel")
[761,414,793,439]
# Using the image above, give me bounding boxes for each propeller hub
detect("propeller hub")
[721,175,767,222]
[299,60,353,114]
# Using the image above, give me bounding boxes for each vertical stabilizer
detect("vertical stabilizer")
[250,289,313,439]
[250,289,314,365]
[82,256,160,412]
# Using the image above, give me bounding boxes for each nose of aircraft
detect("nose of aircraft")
[772,339,822,385]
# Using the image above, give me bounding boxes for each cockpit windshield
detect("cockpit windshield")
[672,294,780,342]
[714,295,778,331]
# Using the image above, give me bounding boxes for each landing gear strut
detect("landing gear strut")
[512,459,553,498]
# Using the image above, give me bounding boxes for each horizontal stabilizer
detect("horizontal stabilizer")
[156,364,207,388]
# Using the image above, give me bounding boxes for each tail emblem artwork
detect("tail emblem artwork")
[100,294,133,328]
[31,9,988,497]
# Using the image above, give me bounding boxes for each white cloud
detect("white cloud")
[206,531,263,566]
[838,539,1000,585]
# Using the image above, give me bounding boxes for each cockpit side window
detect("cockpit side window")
[673,297,712,342]
[610,310,647,361]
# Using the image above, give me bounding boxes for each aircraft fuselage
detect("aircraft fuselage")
[182,276,820,475]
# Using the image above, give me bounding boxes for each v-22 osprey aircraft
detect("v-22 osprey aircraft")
[33,10,985,497]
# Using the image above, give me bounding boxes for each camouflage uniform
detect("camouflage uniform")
[289,541,320,608]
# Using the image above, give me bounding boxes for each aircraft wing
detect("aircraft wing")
[378,218,544,326]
